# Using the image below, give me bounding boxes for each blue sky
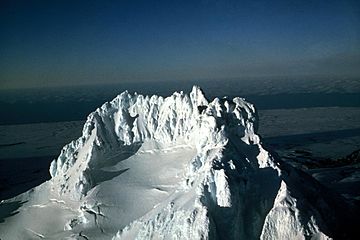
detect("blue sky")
[0,0,359,89]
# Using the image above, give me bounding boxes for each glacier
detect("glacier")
[0,86,358,239]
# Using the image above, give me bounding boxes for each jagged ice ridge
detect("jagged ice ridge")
[1,86,356,239]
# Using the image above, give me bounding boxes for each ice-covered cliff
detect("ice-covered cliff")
[0,86,357,239]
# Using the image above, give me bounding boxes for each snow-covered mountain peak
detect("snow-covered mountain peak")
[49,85,263,199]
[1,86,356,239]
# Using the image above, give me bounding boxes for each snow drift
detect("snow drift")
[0,86,358,239]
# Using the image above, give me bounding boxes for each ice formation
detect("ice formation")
[0,86,357,239]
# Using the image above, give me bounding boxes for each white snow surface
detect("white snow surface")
[0,86,340,239]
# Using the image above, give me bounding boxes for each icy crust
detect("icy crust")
[49,86,260,199]
[260,181,331,240]
[47,86,331,239]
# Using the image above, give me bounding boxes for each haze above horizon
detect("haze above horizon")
[1,0,359,89]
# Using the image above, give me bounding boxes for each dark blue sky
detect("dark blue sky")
[1,0,359,89]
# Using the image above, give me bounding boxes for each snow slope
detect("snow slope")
[0,86,358,239]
